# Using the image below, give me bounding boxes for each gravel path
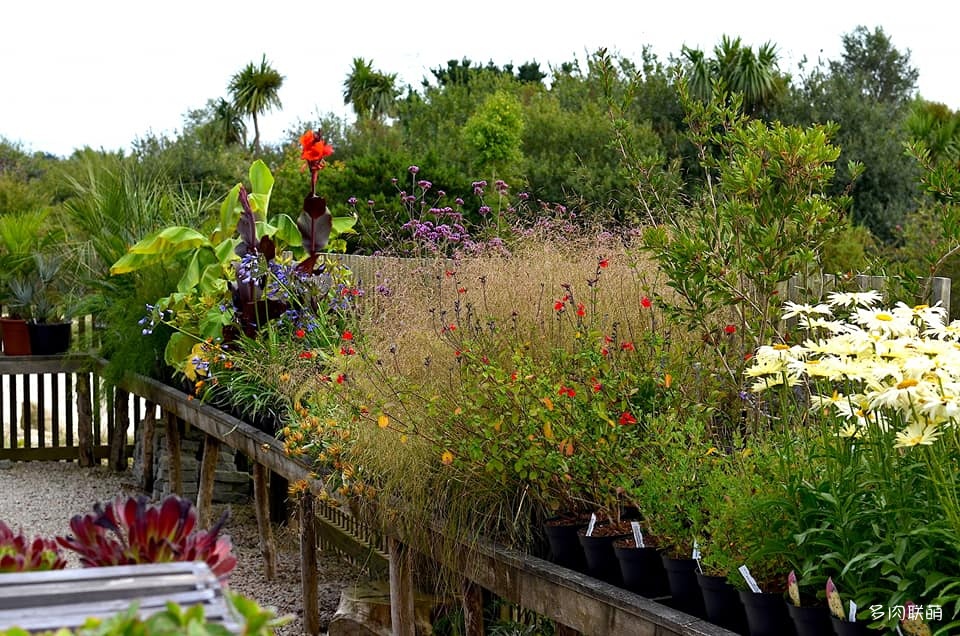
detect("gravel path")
[0,461,365,634]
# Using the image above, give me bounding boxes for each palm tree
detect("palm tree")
[682,36,781,115]
[228,55,284,153]
[208,98,247,147]
[342,58,398,121]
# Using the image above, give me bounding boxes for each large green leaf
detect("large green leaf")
[249,160,275,199]
[332,215,358,235]
[215,184,242,244]
[177,248,219,293]
[110,227,211,275]
[164,332,196,369]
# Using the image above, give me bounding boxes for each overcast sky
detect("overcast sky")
[3,1,956,158]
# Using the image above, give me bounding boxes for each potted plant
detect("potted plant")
[26,253,73,355]
[1,275,33,355]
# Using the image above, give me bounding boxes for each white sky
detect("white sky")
[3,1,957,158]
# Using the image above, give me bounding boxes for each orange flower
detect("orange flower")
[300,130,334,163]
[441,450,454,465]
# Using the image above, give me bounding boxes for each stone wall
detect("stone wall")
[132,420,251,504]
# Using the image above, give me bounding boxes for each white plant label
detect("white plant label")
[691,539,701,560]
[738,565,762,593]
[585,513,597,537]
[849,600,858,623]
[631,521,644,548]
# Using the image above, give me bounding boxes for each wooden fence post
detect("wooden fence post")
[141,401,156,493]
[109,388,129,471]
[75,372,94,467]
[197,434,220,529]
[164,411,182,496]
[462,579,483,636]
[299,495,320,636]
[388,537,415,636]
[252,462,277,579]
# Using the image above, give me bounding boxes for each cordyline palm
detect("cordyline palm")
[210,97,247,147]
[342,57,398,121]
[229,54,284,154]
[682,36,781,115]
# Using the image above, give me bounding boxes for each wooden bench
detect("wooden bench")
[0,562,239,632]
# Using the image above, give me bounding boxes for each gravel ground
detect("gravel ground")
[0,461,366,634]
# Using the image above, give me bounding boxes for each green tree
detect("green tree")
[780,26,919,241]
[206,97,247,147]
[462,90,525,177]
[682,35,784,116]
[342,58,399,122]
[228,55,284,154]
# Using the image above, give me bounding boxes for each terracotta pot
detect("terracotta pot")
[1,317,31,355]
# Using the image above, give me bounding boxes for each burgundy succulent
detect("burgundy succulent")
[56,495,237,579]
[0,519,66,572]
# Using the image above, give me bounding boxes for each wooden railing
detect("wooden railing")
[0,352,734,636]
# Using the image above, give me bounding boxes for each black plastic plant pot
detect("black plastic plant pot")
[543,516,586,571]
[738,589,796,636]
[697,572,748,634]
[830,616,882,635]
[577,530,629,586]
[614,543,670,598]
[660,555,707,618]
[787,603,833,636]
[28,322,71,355]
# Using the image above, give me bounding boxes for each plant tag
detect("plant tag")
[738,565,762,593]
[848,600,858,623]
[631,521,644,548]
[585,513,597,537]
[691,539,701,560]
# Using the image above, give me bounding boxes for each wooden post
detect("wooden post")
[462,579,483,636]
[142,401,156,493]
[387,537,415,636]
[197,434,220,529]
[252,462,277,579]
[109,388,129,471]
[299,495,320,636]
[75,372,94,467]
[164,411,182,496]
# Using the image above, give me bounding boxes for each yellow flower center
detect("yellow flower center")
[914,304,929,311]
[876,313,893,321]
[896,378,919,390]
[773,344,790,351]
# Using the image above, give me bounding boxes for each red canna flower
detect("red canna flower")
[618,412,637,425]
[724,324,737,335]
[641,296,652,308]
[300,130,334,163]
